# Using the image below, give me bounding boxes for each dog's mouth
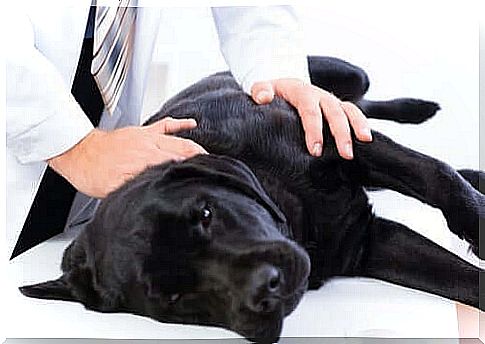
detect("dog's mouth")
[236,310,285,343]
[232,281,307,343]
[161,239,310,342]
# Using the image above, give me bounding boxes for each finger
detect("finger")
[147,117,198,135]
[127,147,187,170]
[340,102,372,142]
[270,80,324,156]
[297,97,325,157]
[251,81,275,105]
[160,136,208,157]
[162,117,198,134]
[320,94,353,160]
[146,150,187,166]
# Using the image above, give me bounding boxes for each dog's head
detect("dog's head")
[20,155,310,342]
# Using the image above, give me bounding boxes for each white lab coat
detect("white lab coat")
[5,1,310,258]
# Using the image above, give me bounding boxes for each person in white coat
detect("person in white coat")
[5,2,372,259]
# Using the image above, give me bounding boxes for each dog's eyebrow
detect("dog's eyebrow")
[158,161,287,224]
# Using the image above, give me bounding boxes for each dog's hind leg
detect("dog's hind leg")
[307,56,370,101]
[306,56,439,123]
[354,131,485,259]
[350,216,483,310]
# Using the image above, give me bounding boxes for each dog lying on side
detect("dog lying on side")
[20,56,484,343]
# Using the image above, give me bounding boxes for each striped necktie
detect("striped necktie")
[92,0,138,115]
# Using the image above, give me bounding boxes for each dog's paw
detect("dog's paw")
[460,225,482,260]
[445,212,483,259]
[468,217,485,260]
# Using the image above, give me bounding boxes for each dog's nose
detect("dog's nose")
[246,264,282,313]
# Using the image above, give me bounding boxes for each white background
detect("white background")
[2,0,484,341]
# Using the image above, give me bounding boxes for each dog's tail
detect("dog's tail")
[355,98,441,124]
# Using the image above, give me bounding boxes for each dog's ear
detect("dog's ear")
[19,276,77,302]
[20,238,120,312]
[20,240,84,303]
[160,155,286,223]
[19,267,114,312]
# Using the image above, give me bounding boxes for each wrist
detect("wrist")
[47,128,104,183]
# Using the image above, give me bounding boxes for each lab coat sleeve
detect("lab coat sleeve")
[211,6,311,95]
[6,9,94,164]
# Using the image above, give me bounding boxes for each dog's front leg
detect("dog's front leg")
[354,131,485,259]
[353,217,482,310]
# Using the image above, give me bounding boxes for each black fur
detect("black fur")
[20,56,483,343]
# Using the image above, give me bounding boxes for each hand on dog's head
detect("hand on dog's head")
[20,154,310,343]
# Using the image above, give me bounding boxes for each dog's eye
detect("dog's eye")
[168,293,181,305]
[199,206,212,228]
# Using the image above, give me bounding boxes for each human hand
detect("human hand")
[251,78,372,159]
[48,117,207,198]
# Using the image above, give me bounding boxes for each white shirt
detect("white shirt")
[5,2,310,258]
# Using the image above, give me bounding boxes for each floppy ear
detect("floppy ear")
[19,276,78,302]
[20,260,120,312]
[20,240,85,303]
[160,154,286,223]
[19,237,120,312]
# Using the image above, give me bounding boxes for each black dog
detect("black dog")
[20,56,484,343]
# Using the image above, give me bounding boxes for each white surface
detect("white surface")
[5,223,460,339]
[4,1,481,341]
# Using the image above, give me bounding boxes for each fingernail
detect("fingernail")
[312,143,323,156]
[256,91,273,103]
[362,128,372,141]
[345,143,353,159]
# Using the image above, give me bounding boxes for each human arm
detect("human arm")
[6,9,94,164]
[6,8,207,198]
[211,6,372,159]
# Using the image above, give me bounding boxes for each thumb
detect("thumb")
[251,81,275,105]
[147,116,198,135]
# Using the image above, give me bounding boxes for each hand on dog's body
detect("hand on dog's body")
[48,117,207,198]
[251,78,372,159]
